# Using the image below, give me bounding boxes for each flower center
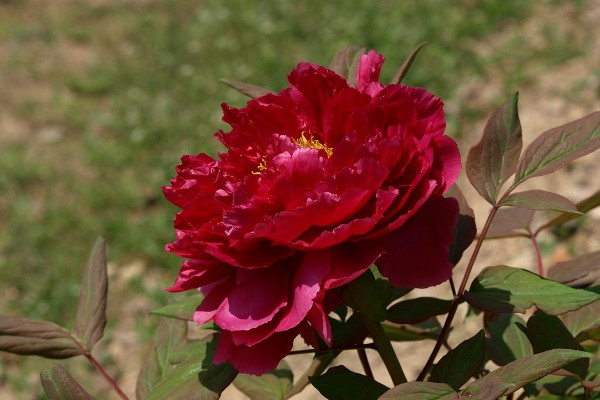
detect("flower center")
[251,157,268,176]
[293,132,333,158]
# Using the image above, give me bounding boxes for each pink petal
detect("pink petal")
[287,62,349,135]
[275,251,332,332]
[355,50,385,94]
[228,251,332,347]
[194,278,235,325]
[214,266,291,331]
[307,303,332,346]
[431,135,462,194]
[376,196,459,288]
[166,259,232,293]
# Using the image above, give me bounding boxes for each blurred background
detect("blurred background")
[1,0,599,398]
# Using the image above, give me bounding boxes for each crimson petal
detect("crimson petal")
[214,329,298,375]
[376,196,459,288]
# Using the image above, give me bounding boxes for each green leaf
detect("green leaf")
[515,112,600,185]
[430,330,486,390]
[233,360,292,400]
[137,318,188,399]
[40,363,96,400]
[378,382,458,399]
[387,298,451,325]
[372,267,412,306]
[461,349,592,398]
[155,317,188,378]
[485,313,532,366]
[147,336,238,400]
[341,269,387,322]
[329,46,362,79]
[309,365,388,400]
[499,190,580,213]
[467,92,522,203]
[150,293,205,321]
[391,42,428,84]
[220,79,273,99]
[547,251,600,287]
[538,188,600,232]
[523,311,588,378]
[330,313,368,349]
[73,237,108,350]
[445,185,477,266]
[485,207,534,239]
[465,265,600,314]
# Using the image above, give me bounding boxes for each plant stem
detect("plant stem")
[357,348,374,378]
[360,314,407,385]
[85,354,129,400]
[417,205,499,381]
[530,231,544,277]
[288,342,376,355]
[449,277,457,297]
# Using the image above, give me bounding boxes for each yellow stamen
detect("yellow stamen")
[251,157,267,175]
[293,132,333,158]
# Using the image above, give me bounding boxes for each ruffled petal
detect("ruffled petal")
[214,266,291,331]
[431,135,462,194]
[355,50,385,94]
[275,251,332,332]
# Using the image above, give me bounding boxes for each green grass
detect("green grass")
[0,0,590,396]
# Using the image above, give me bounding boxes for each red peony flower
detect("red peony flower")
[163,50,461,375]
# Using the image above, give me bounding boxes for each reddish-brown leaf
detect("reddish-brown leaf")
[467,93,522,203]
[547,251,600,287]
[499,190,579,213]
[515,112,600,185]
[0,336,84,359]
[537,188,600,233]
[329,46,362,79]
[73,237,107,350]
[391,42,428,84]
[0,317,73,340]
[220,79,273,99]
[41,364,96,400]
[485,207,534,239]
[0,317,82,359]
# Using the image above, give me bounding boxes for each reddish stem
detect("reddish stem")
[85,354,130,400]
[530,231,544,277]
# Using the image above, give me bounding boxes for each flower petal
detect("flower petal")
[356,50,385,94]
[214,329,298,375]
[307,302,332,346]
[214,266,291,331]
[376,196,459,288]
[275,251,331,332]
